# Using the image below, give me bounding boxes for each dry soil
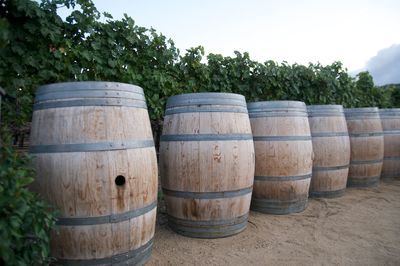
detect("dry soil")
[148,179,400,266]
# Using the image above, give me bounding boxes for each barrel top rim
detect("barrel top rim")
[37,81,144,94]
[344,107,379,112]
[247,100,306,110]
[166,92,246,108]
[380,108,400,112]
[307,104,343,109]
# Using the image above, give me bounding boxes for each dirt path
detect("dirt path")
[148,179,400,266]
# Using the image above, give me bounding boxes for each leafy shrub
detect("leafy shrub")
[0,134,56,265]
[1,0,398,136]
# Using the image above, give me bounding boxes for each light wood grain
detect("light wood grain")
[249,101,312,214]
[308,113,350,196]
[160,95,255,237]
[345,110,384,186]
[30,84,157,262]
[380,110,400,178]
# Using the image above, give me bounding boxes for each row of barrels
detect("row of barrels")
[29,82,399,265]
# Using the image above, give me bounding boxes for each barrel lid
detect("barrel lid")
[247,101,306,112]
[34,81,146,110]
[166,92,246,108]
[344,107,379,117]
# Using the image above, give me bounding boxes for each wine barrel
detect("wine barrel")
[307,105,350,198]
[248,101,313,214]
[344,108,384,187]
[379,108,400,179]
[159,93,255,238]
[29,82,158,265]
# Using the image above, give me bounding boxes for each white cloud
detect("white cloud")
[364,44,400,86]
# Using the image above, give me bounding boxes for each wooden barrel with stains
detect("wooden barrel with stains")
[29,82,158,265]
[248,101,313,214]
[159,93,255,238]
[344,107,384,187]
[379,109,400,179]
[307,105,350,198]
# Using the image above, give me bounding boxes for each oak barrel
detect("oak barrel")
[344,107,384,187]
[248,101,313,214]
[307,105,350,198]
[29,82,158,265]
[379,108,400,179]
[159,93,255,238]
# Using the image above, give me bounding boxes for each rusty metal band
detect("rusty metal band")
[37,81,144,95]
[349,132,383,137]
[309,189,346,198]
[35,90,145,102]
[162,186,252,199]
[381,173,400,178]
[56,201,157,226]
[167,213,248,238]
[350,159,383,165]
[54,238,153,266]
[33,98,147,110]
[311,132,348,137]
[29,139,154,153]
[345,116,380,120]
[253,136,311,141]
[167,93,246,108]
[313,164,349,171]
[248,112,307,118]
[347,176,380,187]
[247,101,306,111]
[254,173,311,181]
[308,113,345,117]
[384,156,400,160]
[165,106,248,115]
[251,196,308,215]
[383,130,400,135]
[160,134,253,142]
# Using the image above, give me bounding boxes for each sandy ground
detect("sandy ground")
[148,179,400,266]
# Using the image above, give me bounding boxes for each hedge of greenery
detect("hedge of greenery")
[1,0,399,132]
[0,132,57,265]
[0,0,399,263]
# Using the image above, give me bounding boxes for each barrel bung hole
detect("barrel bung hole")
[115,175,126,186]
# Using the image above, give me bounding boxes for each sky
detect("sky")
[60,0,400,85]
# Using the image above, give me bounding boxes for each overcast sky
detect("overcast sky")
[60,0,400,84]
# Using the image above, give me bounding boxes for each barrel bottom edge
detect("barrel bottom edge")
[250,198,307,215]
[53,238,153,266]
[381,174,400,179]
[309,188,346,198]
[347,176,380,187]
[167,214,248,239]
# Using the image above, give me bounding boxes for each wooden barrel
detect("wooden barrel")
[29,82,158,265]
[248,101,313,214]
[159,93,255,238]
[307,105,350,198]
[379,108,400,179]
[344,107,384,187]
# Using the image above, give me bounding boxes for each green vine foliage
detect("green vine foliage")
[0,0,397,132]
[0,133,57,265]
